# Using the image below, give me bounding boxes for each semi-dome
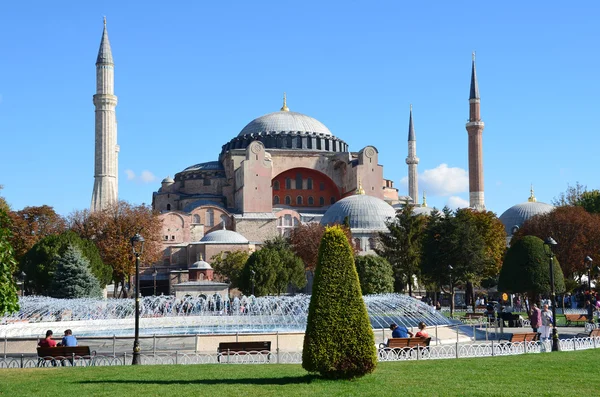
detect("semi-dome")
[189,258,212,270]
[238,111,332,137]
[200,229,249,244]
[499,189,554,236]
[321,193,396,231]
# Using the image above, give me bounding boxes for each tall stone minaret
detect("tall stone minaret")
[405,105,419,205]
[466,52,485,210]
[91,17,119,212]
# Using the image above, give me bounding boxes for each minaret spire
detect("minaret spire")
[466,53,485,210]
[405,104,419,205]
[91,18,119,212]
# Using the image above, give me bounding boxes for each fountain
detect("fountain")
[1,294,455,338]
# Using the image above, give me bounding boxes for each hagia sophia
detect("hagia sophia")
[90,21,555,294]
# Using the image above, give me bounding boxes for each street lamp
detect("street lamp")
[130,233,145,365]
[251,270,256,296]
[543,237,559,352]
[20,271,26,296]
[448,265,454,318]
[152,268,158,296]
[584,256,593,292]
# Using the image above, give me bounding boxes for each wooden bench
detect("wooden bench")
[217,341,271,363]
[37,346,95,366]
[500,332,539,343]
[564,314,588,326]
[461,312,485,323]
[379,337,431,359]
[576,328,600,339]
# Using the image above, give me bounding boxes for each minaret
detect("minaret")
[466,52,485,210]
[405,105,419,205]
[91,17,119,212]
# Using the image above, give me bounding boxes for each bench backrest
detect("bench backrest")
[590,329,600,338]
[218,341,271,352]
[387,337,431,348]
[565,314,586,320]
[37,346,91,358]
[510,333,538,342]
[465,313,484,318]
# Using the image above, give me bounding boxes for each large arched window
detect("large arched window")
[206,209,214,227]
[285,178,292,189]
[296,173,303,190]
[285,196,291,205]
[273,195,280,205]
[193,214,201,224]
[273,180,280,190]
[307,178,313,190]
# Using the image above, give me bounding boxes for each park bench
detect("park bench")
[576,328,600,339]
[500,332,539,343]
[37,346,95,367]
[217,341,271,363]
[564,314,588,326]
[378,337,431,359]
[461,312,485,323]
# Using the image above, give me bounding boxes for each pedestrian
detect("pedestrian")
[529,304,542,333]
[540,304,553,342]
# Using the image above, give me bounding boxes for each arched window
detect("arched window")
[296,173,303,190]
[296,196,303,205]
[330,197,336,205]
[308,196,314,205]
[220,214,228,227]
[193,214,201,224]
[273,195,280,205]
[307,178,313,190]
[166,204,171,211]
[368,238,376,250]
[206,209,214,227]
[285,178,292,189]
[354,238,361,251]
[287,136,293,148]
[273,180,280,191]
[319,197,325,206]
[284,214,292,226]
[285,196,291,205]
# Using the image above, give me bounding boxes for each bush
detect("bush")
[498,235,565,301]
[302,226,377,379]
[0,208,19,315]
[354,255,394,294]
[50,245,102,298]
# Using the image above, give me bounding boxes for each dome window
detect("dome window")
[193,214,201,224]
[206,209,214,227]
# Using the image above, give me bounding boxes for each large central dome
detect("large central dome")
[238,111,332,137]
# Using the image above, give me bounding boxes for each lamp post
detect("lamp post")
[448,265,454,318]
[152,268,158,296]
[130,233,145,365]
[543,237,559,352]
[251,270,256,296]
[20,271,26,296]
[584,256,593,292]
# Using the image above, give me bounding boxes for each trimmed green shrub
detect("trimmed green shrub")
[302,225,377,379]
[0,208,19,315]
[50,245,102,299]
[354,255,394,294]
[498,235,565,301]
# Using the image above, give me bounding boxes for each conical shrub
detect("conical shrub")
[302,225,377,379]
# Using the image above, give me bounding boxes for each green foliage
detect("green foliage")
[302,225,376,379]
[0,208,19,315]
[354,255,394,294]
[376,205,425,295]
[578,190,600,214]
[498,235,565,299]
[50,245,102,298]
[239,240,306,296]
[210,250,249,288]
[21,231,111,295]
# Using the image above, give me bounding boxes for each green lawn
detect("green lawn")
[1,350,597,397]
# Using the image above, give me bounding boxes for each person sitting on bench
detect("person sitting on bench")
[38,330,57,348]
[390,323,413,338]
[58,329,77,347]
[415,322,429,338]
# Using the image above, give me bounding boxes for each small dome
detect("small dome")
[200,229,249,244]
[499,201,554,236]
[412,206,437,216]
[183,161,224,172]
[161,176,174,184]
[189,259,212,270]
[321,194,396,231]
[238,111,332,137]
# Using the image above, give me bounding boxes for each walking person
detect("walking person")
[529,304,542,333]
[540,304,553,351]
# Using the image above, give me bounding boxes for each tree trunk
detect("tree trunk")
[408,277,413,297]
[450,289,455,318]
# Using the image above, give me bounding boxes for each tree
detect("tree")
[498,235,565,304]
[578,190,600,214]
[8,205,66,263]
[376,205,426,295]
[21,231,111,295]
[514,206,600,280]
[68,201,163,293]
[0,185,9,212]
[354,255,394,294]
[289,223,357,271]
[302,226,376,379]
[50,245,102,298]
[552,182,587,207]
[210,250,249,288]
[0,208,19,315]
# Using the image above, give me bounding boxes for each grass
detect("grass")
[1,350,598,397]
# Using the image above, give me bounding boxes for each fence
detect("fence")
[1,336,598,369]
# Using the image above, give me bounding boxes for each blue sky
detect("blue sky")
[1,1,598,217]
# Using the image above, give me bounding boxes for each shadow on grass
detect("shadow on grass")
[79,375,321,386]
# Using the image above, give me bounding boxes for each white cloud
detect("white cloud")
[446,196,470,209]
[125,169,136,180]
[140,170,157,183]
[420,164,469,196]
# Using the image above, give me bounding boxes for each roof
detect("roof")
[408,106,415,141]
[183,161,224,172]
[321,194,396,231]
[96,19,113,65]
[200,229,249,244]
[189,260,212,270]
[470,57,479,99]
[499,201,555,236]
[238,111,332,137]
